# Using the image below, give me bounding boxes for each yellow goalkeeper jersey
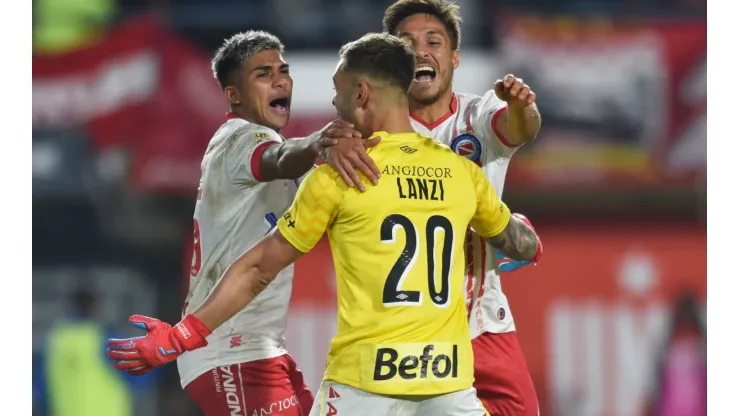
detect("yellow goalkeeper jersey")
[277,131,511,396]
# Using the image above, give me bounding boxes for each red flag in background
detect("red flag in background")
[33,16,226,193]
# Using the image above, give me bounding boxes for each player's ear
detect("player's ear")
[356,82,370,109]
[225,86,241,106]
[452,50,460,70]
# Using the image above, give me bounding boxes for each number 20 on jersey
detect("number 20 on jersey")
[381,214,454,308]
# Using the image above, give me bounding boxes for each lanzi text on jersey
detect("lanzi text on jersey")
[396,177,445,201]
[382,164,450,201]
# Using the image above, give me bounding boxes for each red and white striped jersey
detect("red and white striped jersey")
[178,114,299,388]
[410,91,521,338]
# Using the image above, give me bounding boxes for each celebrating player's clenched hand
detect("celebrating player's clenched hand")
[494,74,536,109]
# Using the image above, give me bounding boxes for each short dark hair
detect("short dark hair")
[211,30,285,90]
[383,0,463,50]
[338,33,416,93]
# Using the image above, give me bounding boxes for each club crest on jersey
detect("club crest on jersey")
[450,134,482,166]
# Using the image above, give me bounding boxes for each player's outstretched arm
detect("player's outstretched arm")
[486,214,541,263]
[105,230,302,376]
[493,74,542,146]
[194,163,338,330]
[262,120,381,190]
[106,167,337,376]
[193,230,302,330]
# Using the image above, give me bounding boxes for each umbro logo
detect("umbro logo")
[400,145,417,154]
[283,212,296,228]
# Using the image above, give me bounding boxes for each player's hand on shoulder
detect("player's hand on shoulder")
[494,74,536,110]
[106,314,211,376]
[314,119,381,192]
[312,119,362,148]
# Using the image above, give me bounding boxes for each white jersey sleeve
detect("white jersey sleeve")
[226,125,281,184]
[470,90,519,159]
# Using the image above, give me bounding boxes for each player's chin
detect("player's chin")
[264,107,290,130]
[409,84,439,104]
[337,110,355,127]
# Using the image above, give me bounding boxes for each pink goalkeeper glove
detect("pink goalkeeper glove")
[106,314,211,375]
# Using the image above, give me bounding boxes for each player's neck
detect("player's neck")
[409,90,456,128]
[372,106,416,136]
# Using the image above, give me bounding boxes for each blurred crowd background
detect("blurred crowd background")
[32,0,707,415]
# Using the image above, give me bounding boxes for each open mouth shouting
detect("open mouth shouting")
[269,96,290,114]
[414,65,436,84]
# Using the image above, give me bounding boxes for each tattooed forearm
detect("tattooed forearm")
[486,216,539,261]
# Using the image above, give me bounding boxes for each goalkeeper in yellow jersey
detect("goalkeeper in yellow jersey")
[106,33,542,415]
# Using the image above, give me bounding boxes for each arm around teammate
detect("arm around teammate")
[464,158,542,264]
